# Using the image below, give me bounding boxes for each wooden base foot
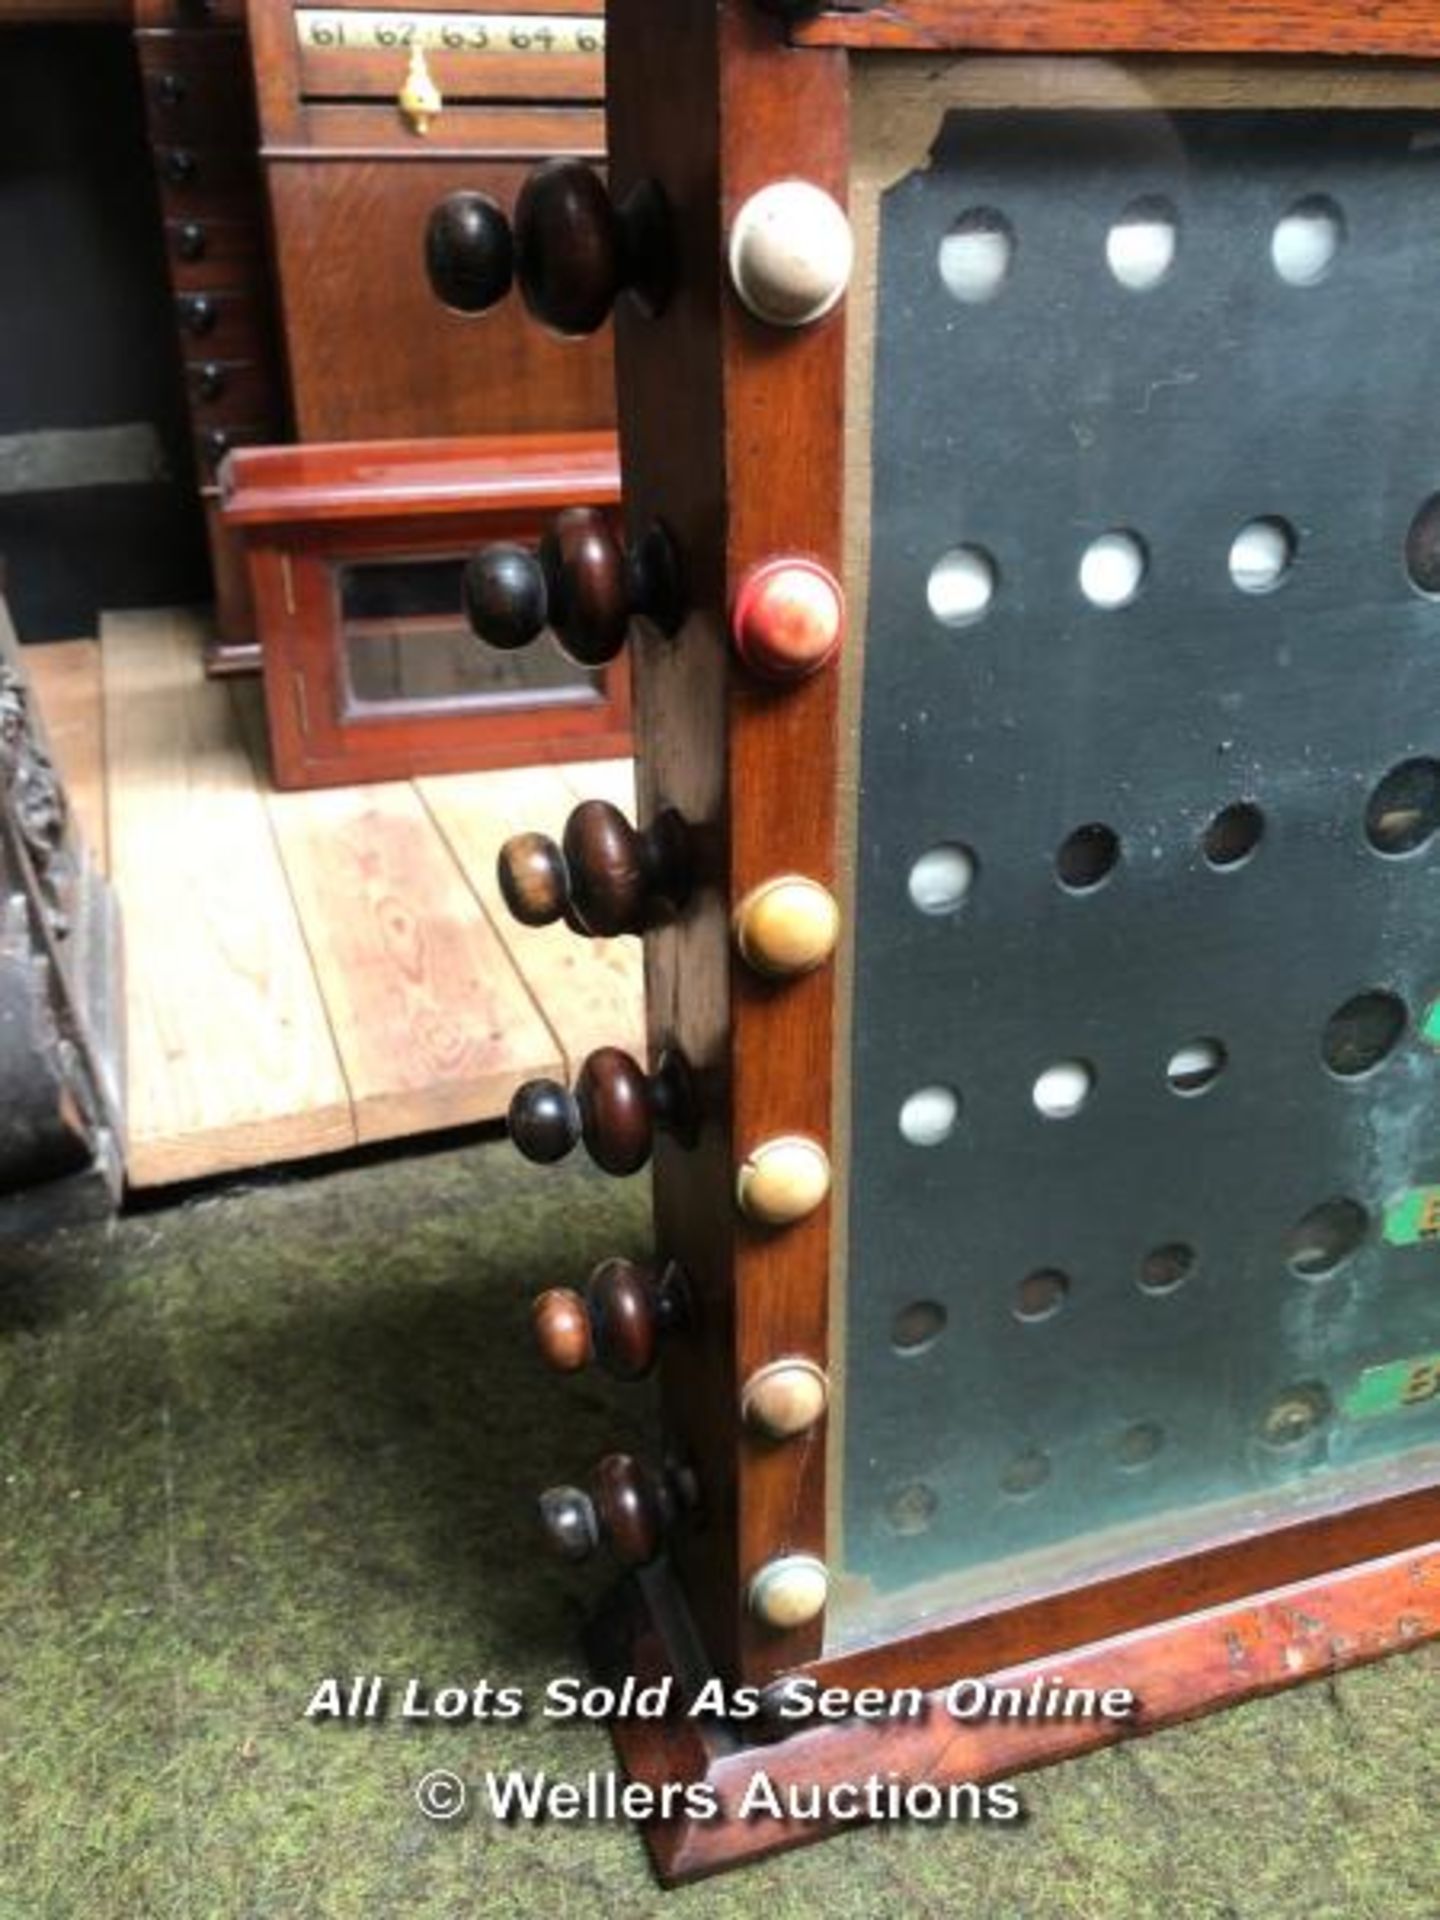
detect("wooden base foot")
[587,1543,1440,1885]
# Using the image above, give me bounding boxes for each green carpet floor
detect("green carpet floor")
[0,1139,1435,1918]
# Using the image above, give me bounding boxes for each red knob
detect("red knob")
[732,558,843,682]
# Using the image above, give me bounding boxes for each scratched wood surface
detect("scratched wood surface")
[75,609,640,1184]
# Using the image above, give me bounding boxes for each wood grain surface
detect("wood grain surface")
[103,608,355,1185]
[417,760,646,1075]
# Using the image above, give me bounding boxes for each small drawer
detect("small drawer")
[163,215,266,292]
[133,0,247,28]
[151,145,259,209]
[140,62,254,142]
[182,360,281,423]
[193,421,283,482]
[173,289,271,361]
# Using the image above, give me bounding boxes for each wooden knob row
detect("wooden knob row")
[508,1047,696,1177]
[425,161,673,335]
[499,801,693,939]
[464,510,683,668]
[533,1258,690,1380]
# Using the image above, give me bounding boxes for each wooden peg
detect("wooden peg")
[424,190,515,313]
[464,510,683,667]
[514,161,673,335]
[538,1453,692,1567]
[497,802,693,937]
[509,1047,696,1176]
[533,1258,691,1379]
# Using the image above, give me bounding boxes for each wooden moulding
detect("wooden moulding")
[593,1540,1440,1884]
[221,432,631,788]
[793,0,1440,59]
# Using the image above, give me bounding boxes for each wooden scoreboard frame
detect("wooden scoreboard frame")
[486,0,1440,1883]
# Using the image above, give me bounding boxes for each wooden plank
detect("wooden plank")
[244,748,565,1145]
[417,763,645,1074]
[103,609,355,1186]
[23,640,108,874]
[557,755,636,813]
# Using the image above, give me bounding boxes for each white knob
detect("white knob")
[748,1553,830,1629]
[728,181,853,327]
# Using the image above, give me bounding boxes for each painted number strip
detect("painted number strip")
[1344,1353,1440,1420]
[1382,1186,1440,1247]
[295,11,604,54]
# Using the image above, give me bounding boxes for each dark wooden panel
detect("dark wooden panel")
[794,0,1440,56]
[265,158,615,440]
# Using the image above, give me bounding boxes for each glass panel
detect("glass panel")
[831,88,1440,1651]
[336,555,600,718]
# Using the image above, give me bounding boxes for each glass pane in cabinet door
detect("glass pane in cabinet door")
[337,555,600,718]
[830,89,1440,1650]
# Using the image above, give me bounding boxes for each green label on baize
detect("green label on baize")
[1382,1188,1440,1246]
[1343,1354,1440,1420]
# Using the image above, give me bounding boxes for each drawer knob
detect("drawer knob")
[195,362,226,402]
[175,221,206,262]
[497,800,693,937]
[162,148,198,187]
[539,1454,692,1567]
[464,509,682,667]
[179,294,217,337]
[509,1047,696,1177]
[534,1257,690,1380]
[200,428,234,473]
[424,191,514,314]
[155,72,186,108]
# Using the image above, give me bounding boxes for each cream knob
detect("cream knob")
[728,181,853,327]
[741,1358,830,1439]
[736,1135,831,1227]
[734,876,839,978]
[748,1553,830,1629]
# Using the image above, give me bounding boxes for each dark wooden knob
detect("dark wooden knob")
[175,221,206,262]
[513,161,672,336]
[464,510,682,667]
[155,72,186,108]
[201,429,234,473]
[195,362,226,402]
[497,801,692,937]
[508,1047,696,1176]
[162,148,198,186]
[539,1454,680,1567]
[179,294,216,337]
[533,1258,690,1379]
[424,191,515,314]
